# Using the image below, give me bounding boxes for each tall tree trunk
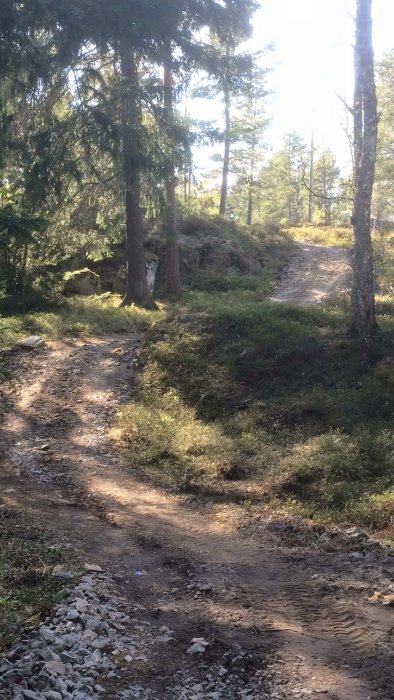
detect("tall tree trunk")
[246,153,255,225]
[287,137,292,222]
[351,0,378,339]
[219,84,231,216]
[308,131,315,224]
[163,48,181,298]
[119,44,151,308]
[246,186,253,226]
[21,242,29,295]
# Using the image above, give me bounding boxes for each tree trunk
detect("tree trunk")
[119,44,151,308]
[219,85,231,216]
[351,0,378,339]
[246,187,253,226]
[21,242,29,295]
[308,131,315,224]
[163,48,181,298]
[246,149,255,226]
[287,138,292,222]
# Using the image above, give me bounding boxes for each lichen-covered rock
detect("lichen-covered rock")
[64,269,101,296]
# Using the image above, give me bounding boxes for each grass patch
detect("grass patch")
[0,508,74,650]
[0,294,164,351]
[285,225,353,247]
[117,226,394,533]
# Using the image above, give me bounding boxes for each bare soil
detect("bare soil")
[1,329,393,700]
[270,244,351,304]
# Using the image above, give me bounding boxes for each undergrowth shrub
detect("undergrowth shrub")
[118,226,394,531]
[117,379,235,488]
[0,295,162,350]
[285,225,353,247]
[346,491,394,529]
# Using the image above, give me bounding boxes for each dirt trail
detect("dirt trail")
[1,333,393,700]
[270,243,351,304]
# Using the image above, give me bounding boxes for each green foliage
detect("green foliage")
[285,225,353,247]
[0,295,163,351]
[375,50,394,222]
[259,132,309,224]
[0,508,73,650]
[312,149,341,225]
[118,227,394,531]
[118,382,234,487]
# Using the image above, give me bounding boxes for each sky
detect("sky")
[254,0,394,169]
[193,0,394,177]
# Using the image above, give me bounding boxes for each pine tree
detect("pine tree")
[231,62,269,224]
[351,0,378,339]
[313,149,340,225]
[260,133,309,224]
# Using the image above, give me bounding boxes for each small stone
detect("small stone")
[348,552,364,560]
[7,644,26,661]
[345,526,368,540]
[63,632,80,648]
[43,692,62,700]
[44,660,66,676]
[75,598,88,613]
[37,649,61,663]
[155,634,174,643]
[66,608,80,621]
[84,617,102,632]
[41,629,56,644]
[51,565,74,581]
[84,563,104,573]
[218,666,228,677]
[187,638,209,655]
[82,630,98,642]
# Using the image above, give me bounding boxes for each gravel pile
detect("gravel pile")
[0,573,155,700]
[168,654,283,700]
[0,571,285,700]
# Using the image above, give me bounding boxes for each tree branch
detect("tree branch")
[301,175,353,203]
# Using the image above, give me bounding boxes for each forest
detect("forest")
[0,1,393,699]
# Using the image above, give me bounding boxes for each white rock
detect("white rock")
[19,336,44,350]
[187,638,209,655]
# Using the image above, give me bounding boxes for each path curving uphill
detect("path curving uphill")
[270,243,352,305]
